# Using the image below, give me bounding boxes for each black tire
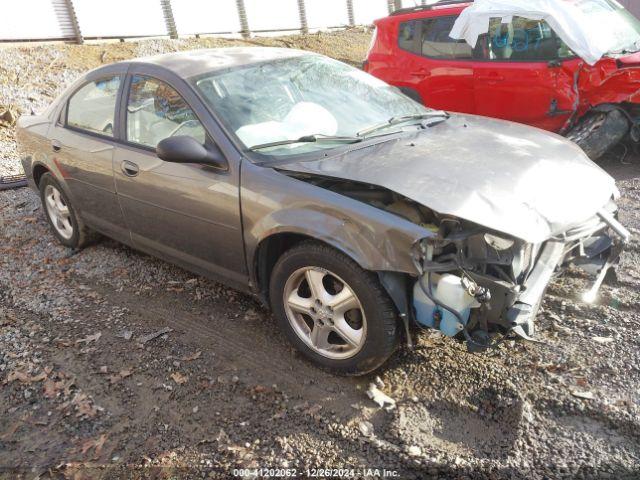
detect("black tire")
[269,241,399,376]
[566,109,629,161]
[38,172,96,249]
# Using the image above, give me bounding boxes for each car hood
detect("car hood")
[277,114,617,243]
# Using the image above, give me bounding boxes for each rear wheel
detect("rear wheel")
[270,241,399,375]
[566,109,629,160]
[39,173,96,249]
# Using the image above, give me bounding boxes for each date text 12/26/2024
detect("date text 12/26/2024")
[232,468,400,477]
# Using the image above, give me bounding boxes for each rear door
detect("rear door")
[48,67,129,240]
[393,15,477,113]
[112,68,246,284]
[473,16,577,131]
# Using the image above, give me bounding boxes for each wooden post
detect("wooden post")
[297,0,309,34]
[236,0,250,38]
[160,0,178,39]
[346,0,355,26]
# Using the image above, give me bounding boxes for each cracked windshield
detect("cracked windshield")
[194,55,429,156]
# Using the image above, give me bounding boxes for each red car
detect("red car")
[364,0,640,160]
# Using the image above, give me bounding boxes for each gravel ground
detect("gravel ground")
[1,33,640,479]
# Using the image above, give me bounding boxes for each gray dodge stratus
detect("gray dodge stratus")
[18,48,630,374]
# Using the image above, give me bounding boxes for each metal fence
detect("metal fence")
[5,0,639,44]
[1,0,424,44]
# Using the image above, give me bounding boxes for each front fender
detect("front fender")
[249,205,424,274]
[581,60,640,106]
[241,162,430,279]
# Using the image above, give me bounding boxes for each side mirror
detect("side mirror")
[156,136,227,170]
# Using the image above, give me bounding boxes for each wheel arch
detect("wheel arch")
[253,231,370,304]
[32,162,51,187]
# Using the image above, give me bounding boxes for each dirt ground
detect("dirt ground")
[1,31,640,480]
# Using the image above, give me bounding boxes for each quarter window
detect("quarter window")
[126,75,206,149]
[398,21,418,53]
[67,76,120,136]
[483,17,574,61]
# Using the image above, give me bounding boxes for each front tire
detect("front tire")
[270,241,399,375]
[567,109,629,160]
[39,172,95,249]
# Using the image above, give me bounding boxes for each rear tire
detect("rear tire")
[269,241,399,375]
[567,109,629,161]
[39,172,96,249]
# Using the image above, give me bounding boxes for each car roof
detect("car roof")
[376,0,471,24]
[118,47,311,79]
[390,0,472,16]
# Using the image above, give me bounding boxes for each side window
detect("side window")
[398,21,419,54]
[484,17,573,61]
[420,17,473,60]
[126,75,206,149]
[67,76,120,136]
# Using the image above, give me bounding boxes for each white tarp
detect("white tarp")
[449,0,638,65]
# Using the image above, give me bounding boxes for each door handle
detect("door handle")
[51,140,62,152]
[121,160,139,177]
[410,69,431,77]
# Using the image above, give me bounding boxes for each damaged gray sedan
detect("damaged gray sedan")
[18,48,630,374]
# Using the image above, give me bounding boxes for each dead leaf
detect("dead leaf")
[7,370,46,384]
[72,393,99,418]
[109,368,133,384]
[171,372,188,385]
[181,351,201,362]
[43,378,65,398]
[76,332,101,345]
[80,434,107,459]
[252,385,269,394]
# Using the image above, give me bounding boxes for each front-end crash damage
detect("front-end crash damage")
[410,202,630,351]
[275,125,630,351]
[281,171,630,351]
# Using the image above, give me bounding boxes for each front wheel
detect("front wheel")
[270,241,399,375]
[566,109,629,161]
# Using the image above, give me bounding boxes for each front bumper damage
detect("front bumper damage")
[411,205,630,350]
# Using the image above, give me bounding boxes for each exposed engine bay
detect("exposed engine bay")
[283,171,630,351]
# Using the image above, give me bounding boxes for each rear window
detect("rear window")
[398,17,474,60]
[67,76,120,137]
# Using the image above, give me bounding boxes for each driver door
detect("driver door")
[113,72,246,284]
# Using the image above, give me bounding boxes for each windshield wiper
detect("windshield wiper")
[356,111,450,138]
[249,134,362,152]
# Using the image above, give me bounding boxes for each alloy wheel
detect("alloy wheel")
[282,266,367,360]
[44,184,74,240]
